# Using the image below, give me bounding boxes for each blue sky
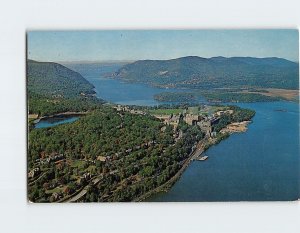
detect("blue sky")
[27,30,299,62]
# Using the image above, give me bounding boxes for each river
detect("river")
[66,63,300,201]
[65,63,205,106]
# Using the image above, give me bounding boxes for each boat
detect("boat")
[198,155,208,161]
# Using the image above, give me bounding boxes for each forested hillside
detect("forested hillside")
[28,106,204,202]
[27,60,95,98]
[28,91,101,116]
[27,60,101,116]
[112,56,299,90]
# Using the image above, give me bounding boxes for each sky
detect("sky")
[27,30,299,62]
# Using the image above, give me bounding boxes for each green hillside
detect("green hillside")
[112,56,299,90]
[27,60,103,117]
[27,60,95,98]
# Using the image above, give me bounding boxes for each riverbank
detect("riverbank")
[134,138,207,202]
[138,120,253,201]
[220,121,251,134]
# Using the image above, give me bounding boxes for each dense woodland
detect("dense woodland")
[213,106,255,132]
[27,60,103,117]
[27,60,95,98]
[28,91,102,117]
[28,106,204,202]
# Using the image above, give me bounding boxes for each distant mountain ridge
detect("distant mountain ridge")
[112,56,299,90]
[27,60,95,98]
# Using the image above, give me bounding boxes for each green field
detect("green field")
[148,108,184,115]
[187,106,200,114]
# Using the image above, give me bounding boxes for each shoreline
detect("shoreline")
[220,121,251,134]
[134,138,207,202]
[32,111,88,124]
[135,122,252,202]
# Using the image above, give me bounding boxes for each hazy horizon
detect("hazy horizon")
[29,55,299,64]
[27,30,299,63]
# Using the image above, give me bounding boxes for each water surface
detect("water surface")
[66,63,205,106]
[35,116,79,129]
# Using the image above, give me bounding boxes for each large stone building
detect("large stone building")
[183,114,202,125]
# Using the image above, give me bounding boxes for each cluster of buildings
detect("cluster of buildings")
[83,172,92,179]
[214,109,234,117]
[114,105,233,138]
[115,105,146,115]
[183,113,202,125]
[153,112,219,137]
[153,108,234,138]
[36,153,65,165]
[154,114,181,128]
[113,103,235,144]
[96,140,157,163]
[30,154,66,181]
[51,192,63,202]
[196,116,218,137]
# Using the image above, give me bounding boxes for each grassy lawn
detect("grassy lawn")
[85,165,96,173]
[209,105,229,113]
[70,173,81,180]
[199,111,208,116]
[70,160,87,169]
[187,106,200,114]
[148,108,184,115]
[45,186,65,194]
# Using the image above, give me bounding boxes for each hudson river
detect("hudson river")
[66,63,300,201]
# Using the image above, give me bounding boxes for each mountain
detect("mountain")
[27,60,102,117]
[27,60,95,98]
[112,56,299,90]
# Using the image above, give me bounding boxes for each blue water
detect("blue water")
[65,63,205,106]
[35,116,79,129]
[65,63,300,201]
[150,102,300,201]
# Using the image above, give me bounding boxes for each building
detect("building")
[215,109,234,117]
[83,172,91,180]
[97,156,107,162]
[210,131,217,137]
[183,114,201,125]
[197,119,212,135]
[28,167,40,179]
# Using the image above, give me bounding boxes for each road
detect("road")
[134,137,207,201]
[64,176,102,203]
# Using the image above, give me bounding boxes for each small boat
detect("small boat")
[198,155,208,161]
